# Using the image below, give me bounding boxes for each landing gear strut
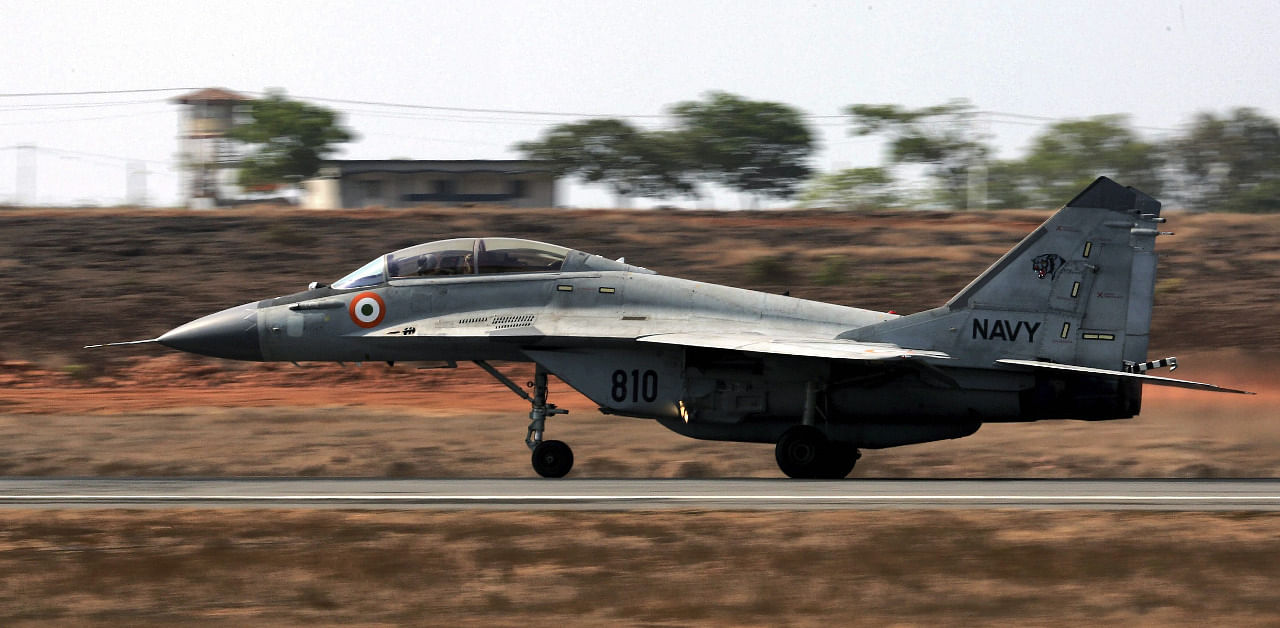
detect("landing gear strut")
[775,425,860,479]
[475,361,572,478]
[775,380,859,479]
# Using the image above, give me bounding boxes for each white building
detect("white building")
[302,160,557,209]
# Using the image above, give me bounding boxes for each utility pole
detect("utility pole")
[967,159,988,211]
[16,144,36,206]
[126,160,149,207]
[967,113,990,211]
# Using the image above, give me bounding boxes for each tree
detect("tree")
[669,92,815,201]
[227,89,355,188]
[1017,115,1163,207]
[1167,108,1280,212]
[622,129,700,199]
[517,92,814,205]
[800,167,899,210]
[515,118,695,202]
[845,99,990,209]
[979,160,1036,209]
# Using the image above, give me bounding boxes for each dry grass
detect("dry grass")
[0,509,1277,626]
[1,396,1277,479]
[3,207,1279,361]
[0,350,1275,479]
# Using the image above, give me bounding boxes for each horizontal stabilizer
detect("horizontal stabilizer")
[638,333,950,361]
[996,359,1254,395]
[84,339,161,349]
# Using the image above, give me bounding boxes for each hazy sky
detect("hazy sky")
[2,0,1277,206]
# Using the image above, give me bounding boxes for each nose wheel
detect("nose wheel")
[531,440,574,478]
[475,361,573,478]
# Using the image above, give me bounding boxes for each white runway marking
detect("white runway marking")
[5,494,1280,502]
[1,479,1279,510]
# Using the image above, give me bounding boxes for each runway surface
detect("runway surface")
[1,478,1279,510]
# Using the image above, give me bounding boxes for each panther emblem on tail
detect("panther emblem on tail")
[1031,253,1066,279]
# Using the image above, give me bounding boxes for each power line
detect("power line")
[979,110,1062,122]
[0,98,165,112]
[1,144,171,167]
[43,146,171,167]
[978,110,1180,133]
[0,87,199,98]
[292,95,1184,133]
[269,92,671,120]
[285,93,855,122]
[0,86,1189,133]
[0,109,171,127]
[336,106,578,127]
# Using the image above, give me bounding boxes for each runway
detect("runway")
[1,478,1279,510]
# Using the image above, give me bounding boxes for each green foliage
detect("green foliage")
[227,89,355,187]
[60,364,94,382]
[1167,108,1280,212]
[1154,277,1185,295]
[516,92,814,201]
[1226,179,1280,213]
[1017,115,1164,207]
[669,91,815,199]
[845,99,990,209]
[800,167,898,210]
[979,160,1034,209]
[519,93,1280,212]
[746,255,793,283]
[516,118,695,199]
[263,222,317,247]
[814,256,850,286]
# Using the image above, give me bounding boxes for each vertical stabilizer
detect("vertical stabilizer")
[848,177,1166,370]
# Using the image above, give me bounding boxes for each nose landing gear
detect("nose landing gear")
[475,361,573,478]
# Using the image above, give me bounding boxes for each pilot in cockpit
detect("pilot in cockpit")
[415,253,440,276]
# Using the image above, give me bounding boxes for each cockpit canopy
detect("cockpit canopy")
[332,237,637,290]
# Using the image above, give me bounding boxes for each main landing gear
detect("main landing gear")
[775,425,861,479]
[774,381,860,479]
[475,361,572,478]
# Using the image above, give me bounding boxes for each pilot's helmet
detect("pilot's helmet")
[416,253,439,275]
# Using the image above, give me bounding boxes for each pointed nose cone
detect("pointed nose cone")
[158,302,263,361]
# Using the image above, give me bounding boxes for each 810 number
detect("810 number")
[611,369,658,403]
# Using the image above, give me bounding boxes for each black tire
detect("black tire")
[775,425,827,479]
[531,439,574,478]
[817,441,860,479]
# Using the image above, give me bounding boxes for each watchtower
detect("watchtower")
[172,87,249,208]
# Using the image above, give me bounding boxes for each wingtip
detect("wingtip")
[1214,387,1256,396]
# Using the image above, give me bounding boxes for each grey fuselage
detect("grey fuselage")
[152,180,1238,454]
[162,253,1123,451]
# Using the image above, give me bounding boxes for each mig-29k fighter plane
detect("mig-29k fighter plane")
[91,177,1251,478]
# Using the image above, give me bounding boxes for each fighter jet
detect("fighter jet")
[90,177,1250,478]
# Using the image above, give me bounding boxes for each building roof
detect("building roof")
[172,87,250,104]
[318,159,557,177]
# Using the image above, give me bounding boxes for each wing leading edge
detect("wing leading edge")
[636,332,950,361]
[997,359,1254,395]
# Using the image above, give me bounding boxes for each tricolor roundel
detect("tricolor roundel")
[349,292,386,328]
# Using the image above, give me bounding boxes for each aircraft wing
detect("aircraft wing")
[636,332,950,361]
[996,359,1254,395]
